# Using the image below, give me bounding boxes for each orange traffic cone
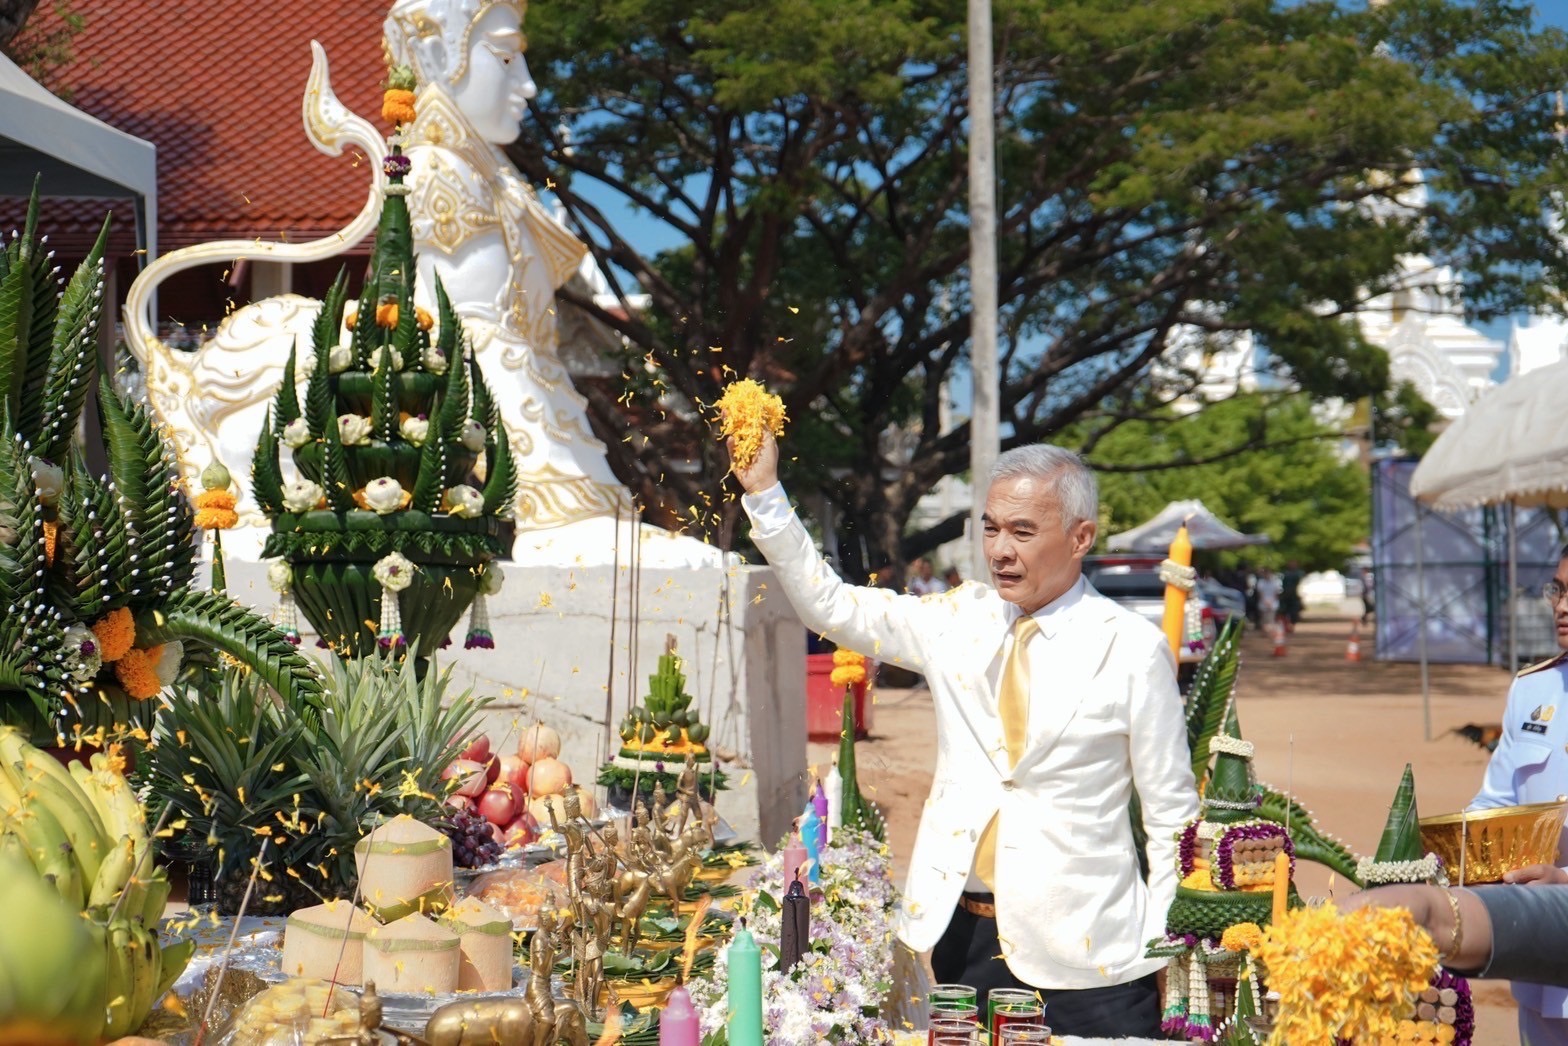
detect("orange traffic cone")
[1272,620,1288,657]
[1345,625,1362,662]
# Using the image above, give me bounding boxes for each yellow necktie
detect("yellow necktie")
[973,615,1039,891]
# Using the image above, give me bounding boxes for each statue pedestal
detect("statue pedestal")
[220,555,807,846]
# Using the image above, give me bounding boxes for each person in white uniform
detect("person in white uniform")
[1470,548,1568,1046]
[731,432,1196,1038]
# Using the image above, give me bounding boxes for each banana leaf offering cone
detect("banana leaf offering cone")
[251,83,515,658]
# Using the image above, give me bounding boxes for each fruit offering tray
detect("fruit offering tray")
[159,915,537,1035]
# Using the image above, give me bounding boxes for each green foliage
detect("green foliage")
[97,376,197,597]
[273,342,301,429]
[150,656,487,900]
[410,405,446,514]
[1183,619,1243,791]
[438,340,470,455]
[304,321,334,440]
[370,343,397,441]
[37,217,108,464]
[250,409,284,515]
[1089,394,1370,571]
[517,0,1568,568]
[480,421,517,516]
[310,267,349,377]
[320,412,355,513]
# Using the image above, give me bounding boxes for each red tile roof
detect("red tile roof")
[4,2,386,253]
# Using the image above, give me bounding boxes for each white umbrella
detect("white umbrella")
[1106,499,1271,552]
[1410,357,1568,510]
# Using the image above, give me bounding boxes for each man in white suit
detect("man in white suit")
[733,433,1197,1038]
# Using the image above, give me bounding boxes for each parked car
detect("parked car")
[1081,555,1242,672]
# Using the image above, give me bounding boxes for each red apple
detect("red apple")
[484,755,501,786]
[441,758,488,798]
[459,733,491,764]
[498,754,530,793]
[478,784,521,827]
[445,794,475,814]
[517,722,561,764]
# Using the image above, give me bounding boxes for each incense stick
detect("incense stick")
[195,838,269,1046]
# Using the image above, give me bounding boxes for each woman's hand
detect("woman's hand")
[1504,863,1568,885]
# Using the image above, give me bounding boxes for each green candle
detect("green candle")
[726,921,764,1046]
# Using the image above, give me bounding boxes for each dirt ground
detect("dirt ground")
[808,608,1529,1045]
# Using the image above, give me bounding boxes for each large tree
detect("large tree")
[514,0,1568,575]
[1089,393,1372,571]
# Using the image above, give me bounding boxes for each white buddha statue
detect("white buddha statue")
[124,0,723,566]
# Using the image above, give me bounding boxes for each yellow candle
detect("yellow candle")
[1161,524,1193,663]
[1271,850,1291,926]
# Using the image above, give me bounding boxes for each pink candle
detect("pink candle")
[781,839,808,883]
[661,985,701,1046]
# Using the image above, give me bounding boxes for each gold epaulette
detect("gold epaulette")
[1518,653,1568,678]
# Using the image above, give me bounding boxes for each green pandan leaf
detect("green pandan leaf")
[305,324,334,440]
[1373,764,1423,865]
[273,340,301,428]
[17,230,60,443]
[0,230,36,415]
[321,413,355,512]
[480,421,516,516]
[469,352,497,431]
[350,287,374,370]
[439,336,470,441]
[410,404,446,514]
[37,217,108,463]
[251,409,285,516]
[310,266,349,364]
[370,343,398,441]
[434,275,460,358]
[1185,619,1242,791]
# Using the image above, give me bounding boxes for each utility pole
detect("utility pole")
[967,0,999,584]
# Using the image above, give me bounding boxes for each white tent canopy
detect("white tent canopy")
[0,51,156,256]
[1106,498,1271,552]
[1410,357,1568,511]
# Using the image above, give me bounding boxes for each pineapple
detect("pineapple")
[151,656,489,911]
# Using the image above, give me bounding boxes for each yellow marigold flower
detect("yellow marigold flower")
[382,88,417,126]
[1180,868,1215,891]
[1220,922,1263,953]
[832,648,867,666]
[415,306,434,332]
[375,302,400,328]
[715,379,787,471]
[114,646,162,700]
[91,606,136,663]
[1254,901,1438,1045]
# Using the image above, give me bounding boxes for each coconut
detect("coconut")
[354,815,454,921]
[280,901,379,985]
[442,896,514,991]
[362,913,461,995]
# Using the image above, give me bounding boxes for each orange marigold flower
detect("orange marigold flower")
[415,306,434,332]
[195,506,240,530]
[1220,921,1263,953]
[114,647,162,700]
[91,607,136,663]
[345,309,359,329]
[830,664,866,687]
[382,88,417,126]
[194,489,237,510]
[42,519,57,566]
[375,303,400,328]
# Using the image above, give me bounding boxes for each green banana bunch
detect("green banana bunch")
[0,727,194,1039]
[0,852,108,1043]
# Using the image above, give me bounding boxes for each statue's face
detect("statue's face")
[453,4,536,144]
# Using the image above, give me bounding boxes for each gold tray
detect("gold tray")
[1419,798,1568,884]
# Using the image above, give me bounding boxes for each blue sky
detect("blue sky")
[554,2,1568,394]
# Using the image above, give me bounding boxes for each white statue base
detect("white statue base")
[218,555,806,846]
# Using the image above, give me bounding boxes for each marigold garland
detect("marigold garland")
[715,379,787,472]
[114,646,162,700]
[194,488,239,530]
[1253,901,1438,1046]
[375,302,400,328]
[90,607,136,663]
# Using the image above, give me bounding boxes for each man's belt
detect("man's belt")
[959,892,996,918]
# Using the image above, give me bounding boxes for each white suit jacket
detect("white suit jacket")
[1472,654,1568,1018]
[745,486,1197,989]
